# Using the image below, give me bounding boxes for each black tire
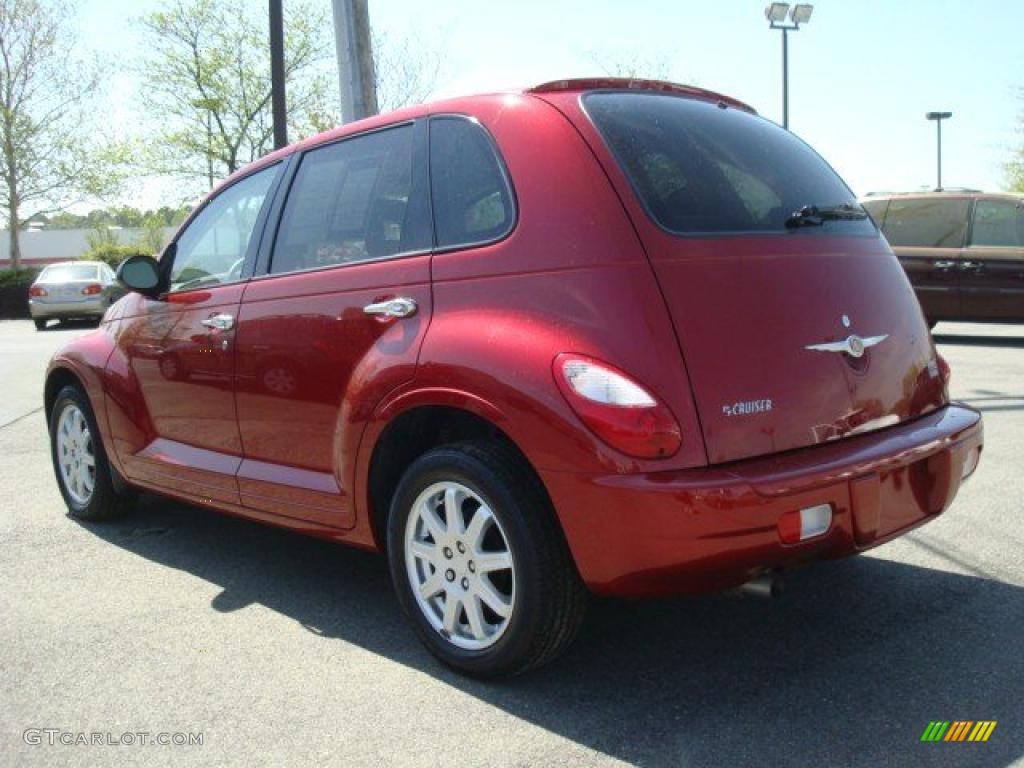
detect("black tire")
[387,440,587,678]
[34,318,47,331]
[49,384,136,521]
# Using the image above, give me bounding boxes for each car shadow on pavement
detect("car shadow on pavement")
[78,494,1023,768]
[933,333,1024,349]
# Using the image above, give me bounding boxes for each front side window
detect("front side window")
[584,91,873,235]
[970,199,1024,247]
[882,198,970,248]
[270,124,429,274]
[169,165,279,291]
[430,116,515,249]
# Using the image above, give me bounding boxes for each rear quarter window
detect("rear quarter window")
[881,198,970,248]
[584,91,873,236]
[971,199,1024,247]
[429,116,515,249]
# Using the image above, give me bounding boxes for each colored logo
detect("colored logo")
[921,721,997,742]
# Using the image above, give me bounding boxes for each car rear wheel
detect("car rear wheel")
[34,319,47,331]
[387,441,587,677]
[49,385,135,521]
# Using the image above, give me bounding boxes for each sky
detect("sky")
[79,0,1024,208]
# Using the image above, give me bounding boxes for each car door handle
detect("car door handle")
[201,313,235,331]
[933,260,957,269]
[363,297,418,318]
[960,261,983,270]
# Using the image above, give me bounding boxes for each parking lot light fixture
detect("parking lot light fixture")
[925,111,953,191]
[765,3,790,23]
[764,3,813,130]
[790,4,814,24]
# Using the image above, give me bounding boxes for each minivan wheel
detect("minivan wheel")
[387,441,587,678]
[49,385,135,521]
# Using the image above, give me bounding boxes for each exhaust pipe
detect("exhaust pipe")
[736,572,783,599]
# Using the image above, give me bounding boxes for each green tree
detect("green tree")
[137,0,333,186]
[138,215,169,253]
[1006,88,1024,192]
[86,223,119,251]
[0,0,122,269]
[1009,154,1024,193]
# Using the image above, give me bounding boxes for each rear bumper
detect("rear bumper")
[543,404,983,597]
[29,298,107,319]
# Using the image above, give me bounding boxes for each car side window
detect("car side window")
[269,123,430,274]
[168,164,279,291]
[881,198,970,248]
[971,199,1024,248]
[430,116,515,249]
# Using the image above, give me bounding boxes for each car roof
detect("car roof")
[41,261,103,269]
[220,78,756,191]
[861,190,1024,203]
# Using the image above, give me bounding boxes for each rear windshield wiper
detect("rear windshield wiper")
[785,203,868,229]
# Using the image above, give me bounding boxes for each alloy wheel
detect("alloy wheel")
[404,481,516,651]
[56,403,95,506]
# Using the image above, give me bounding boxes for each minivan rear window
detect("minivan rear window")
[881,198,969,248]
[584,92,873,236]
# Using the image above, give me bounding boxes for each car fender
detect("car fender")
[44,323,124,476]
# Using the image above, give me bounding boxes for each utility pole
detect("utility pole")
[269,0,287,149]
[331,0,377,124]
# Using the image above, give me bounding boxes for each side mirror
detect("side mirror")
[116,255,162,297]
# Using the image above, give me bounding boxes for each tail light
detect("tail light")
[554,354,682,459]
[29,285,47,297]
[81,284,103,296]
[936,353,951,386]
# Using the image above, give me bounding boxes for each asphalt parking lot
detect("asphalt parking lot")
[1,318,1022,768]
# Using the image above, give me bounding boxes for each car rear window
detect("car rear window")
[39,264,98,282]
[880,198,969,248]
[584,92,873,236]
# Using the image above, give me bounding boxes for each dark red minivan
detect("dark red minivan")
[45,79,983,677]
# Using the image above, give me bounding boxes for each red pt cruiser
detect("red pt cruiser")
[45,79,983,677]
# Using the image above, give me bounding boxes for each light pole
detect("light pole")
[926,111,952,191]
[269,0,287,149]
[191,98,223,191]
[764,3,814,130]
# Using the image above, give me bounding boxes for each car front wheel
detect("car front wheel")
[387,441,587,678]
[49,385,135,520]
